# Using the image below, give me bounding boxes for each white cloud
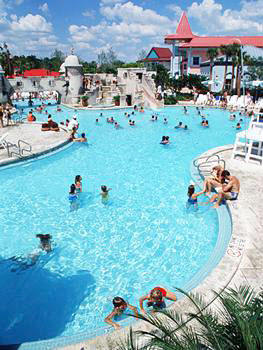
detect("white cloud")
[82,10,95,18]
[187,0,263,34]
[166,4,183,18]
[39,3,49,13]
[100,0,125,4]
[10,13,52,32]
[68,1,177,61]
[14,0,24,5]
[100,1,173,25]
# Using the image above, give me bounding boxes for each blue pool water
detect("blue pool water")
[0,103,241,344]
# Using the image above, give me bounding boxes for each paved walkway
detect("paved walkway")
[0,122,69,165]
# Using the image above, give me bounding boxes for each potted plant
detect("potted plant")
[81,95,89,107]
[113,95,120,106]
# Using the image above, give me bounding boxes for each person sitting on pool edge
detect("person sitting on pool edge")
[210,170,240,209]
[139,286,177,313]
[104,297,138,330]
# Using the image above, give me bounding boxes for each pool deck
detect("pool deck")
[52,146,263,350]
[0,123,70,166]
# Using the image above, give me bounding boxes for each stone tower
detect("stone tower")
[61,49,83,105]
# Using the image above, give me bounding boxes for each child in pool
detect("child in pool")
[104,297,138,330]
[75,175,82,193]
[69,184,78,210]
[100,185,112,204]
[139,287,177,314]
[187,184,205,209]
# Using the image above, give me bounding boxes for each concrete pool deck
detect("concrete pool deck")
[0,123,70,166]
[52,145,263,350]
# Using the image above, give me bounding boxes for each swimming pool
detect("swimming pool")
[0,103,240,345]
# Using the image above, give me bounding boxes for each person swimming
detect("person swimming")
[163,118,168,124]
[73,133,87,143]
[187,184,205,209]
[100,185,112,204]
[36,234,52,252]
[139,287,177,314]
[104,297,138,330]
[69,184,78,210]
[75,175,82,193]
[175,122,184,129]
[160,136,170,144]
[236,122,241,129]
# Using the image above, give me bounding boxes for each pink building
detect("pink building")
[165,12,263,76]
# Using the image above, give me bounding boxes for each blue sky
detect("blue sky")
[0,0,262,62]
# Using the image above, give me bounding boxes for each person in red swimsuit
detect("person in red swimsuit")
[104,297,138,330]
[139,286,177,313]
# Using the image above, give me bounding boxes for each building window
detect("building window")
[192,57,200,66]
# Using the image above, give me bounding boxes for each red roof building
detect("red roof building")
[140,47,172,70]
[23,69,60,77]
[165,12,263,76]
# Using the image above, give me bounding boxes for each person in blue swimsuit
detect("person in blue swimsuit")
[187,184,205,209]
[69,184,78,210]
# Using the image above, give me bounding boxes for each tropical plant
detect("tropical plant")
[117,285,263,350]
[247,56,263,80]
[206,48,219,91]
[220,45,233,92]
[0,43,14,76]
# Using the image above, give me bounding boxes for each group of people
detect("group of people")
[0,102,13,127]
[105,286,177,330]
[187,165,240,209]
[68,175,112,210]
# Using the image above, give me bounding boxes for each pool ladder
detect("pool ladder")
[7,139,32,158]
[193,154,226,179]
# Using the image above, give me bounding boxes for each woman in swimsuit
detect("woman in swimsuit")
[139,287,177,314]
[104,297,138,330]
[187,184,205,209]
[203,165,224,196]
[75,175,82,193]
[69,184,78,210]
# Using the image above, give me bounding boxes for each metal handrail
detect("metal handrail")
[193,153,220,167]
[18,139,32,155]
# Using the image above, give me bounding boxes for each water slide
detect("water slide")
[141,75,164,109]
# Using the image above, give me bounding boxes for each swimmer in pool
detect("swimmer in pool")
[75,175,82,193]
[69,184,78,210]
[36,234,52,252]
[100,185,112,204]
[163,118,168,124]
[104,297,138,330]
[187,184,205,209]
[139,286,177,314]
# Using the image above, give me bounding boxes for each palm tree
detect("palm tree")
[206,48,219,91]
[220,45,232,92]
[118,285,263,350]
[227,43,241,93]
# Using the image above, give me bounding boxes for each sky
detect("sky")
[0,0,262,62]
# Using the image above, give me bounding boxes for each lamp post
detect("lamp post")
[234,38,247,158]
